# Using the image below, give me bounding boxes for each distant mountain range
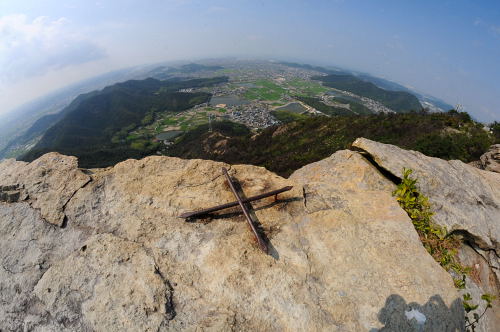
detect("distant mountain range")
[0,63,223,160]
[0,66,151,156]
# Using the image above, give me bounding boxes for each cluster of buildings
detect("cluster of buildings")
[326,88,394,114]
[358,95,394,114]
[227,104,279,129]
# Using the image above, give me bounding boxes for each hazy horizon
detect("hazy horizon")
[1,0,499,122]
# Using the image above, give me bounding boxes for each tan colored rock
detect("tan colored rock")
[0,153,91,226]
[352,137,500,252]
[1,151,465,331]
[480,144,500,173]
[468,160,483,170]
[34,233,172,331]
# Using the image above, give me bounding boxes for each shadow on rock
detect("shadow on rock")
[371,294,465,332]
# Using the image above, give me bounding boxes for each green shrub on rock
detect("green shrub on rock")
[393,168,495,331]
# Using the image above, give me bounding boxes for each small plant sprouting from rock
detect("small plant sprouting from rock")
[393,168,495,331]
[392,168,461,272]
[463,293,495,332]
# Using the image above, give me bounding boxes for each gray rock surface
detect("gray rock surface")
[0,150,470,331]
[480,144,500,173]
[352,137,500,252]
[0,202,87,331]
[457,245,500,332]
[353,137,500,332]
[34,233,173,331]
[0,153,90,226]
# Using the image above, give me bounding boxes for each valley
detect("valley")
[7,59,491,172]
[122,60,424,154]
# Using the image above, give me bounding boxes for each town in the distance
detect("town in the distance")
[124,59,448,148]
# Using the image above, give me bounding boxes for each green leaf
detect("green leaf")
[481,293,495,304]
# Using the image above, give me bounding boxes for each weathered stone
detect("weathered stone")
[0,184,26,203]
[456,245,500,332]
[352,138,500,332]
[0,151,467,331]
[480,144,500,173]
[468,160,484,170]
[34,233,173,331]
[0,202,88,331]
[352,137,500,252]
[0,153,91,226]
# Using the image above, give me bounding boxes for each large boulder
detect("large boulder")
[352,137,500,252]
[480,144,500,173]
[352,137,500,332]
[0,151,464,331]
[0,153,90,226]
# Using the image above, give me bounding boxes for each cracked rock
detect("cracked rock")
[353,137,500,253]
[0,153,91,226]
[34,233,172,331]
[480,144,500,173]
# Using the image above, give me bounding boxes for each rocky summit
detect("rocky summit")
[0,139,498,331]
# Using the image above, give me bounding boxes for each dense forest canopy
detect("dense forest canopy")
[167,110,495,177]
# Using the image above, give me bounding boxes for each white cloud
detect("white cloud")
[0,14,106,84]
[490,25,500,36]
[472,18,500,37]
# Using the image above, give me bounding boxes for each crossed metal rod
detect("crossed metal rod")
[179,167,293,253]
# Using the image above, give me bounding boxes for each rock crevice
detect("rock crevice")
[352,137,500,253]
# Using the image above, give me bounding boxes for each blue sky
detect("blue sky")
[1,0,499,121]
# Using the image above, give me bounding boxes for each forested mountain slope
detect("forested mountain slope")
[167,111,494,177]
[314,74,422,112]
[21,77,227,167]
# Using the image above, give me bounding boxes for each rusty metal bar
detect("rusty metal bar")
[178,185,293,218]
[222,167,268,253]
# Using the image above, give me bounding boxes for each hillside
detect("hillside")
[1,140,498,330]
[167,111,495,177]
[0,91,102,159]
[355,73,454,111]
[279,61,450,111]
[6,60,490,173]
[20,77,228,167]
[314,74,423,112]
[295,96,372,116]
[0,66,161,156]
